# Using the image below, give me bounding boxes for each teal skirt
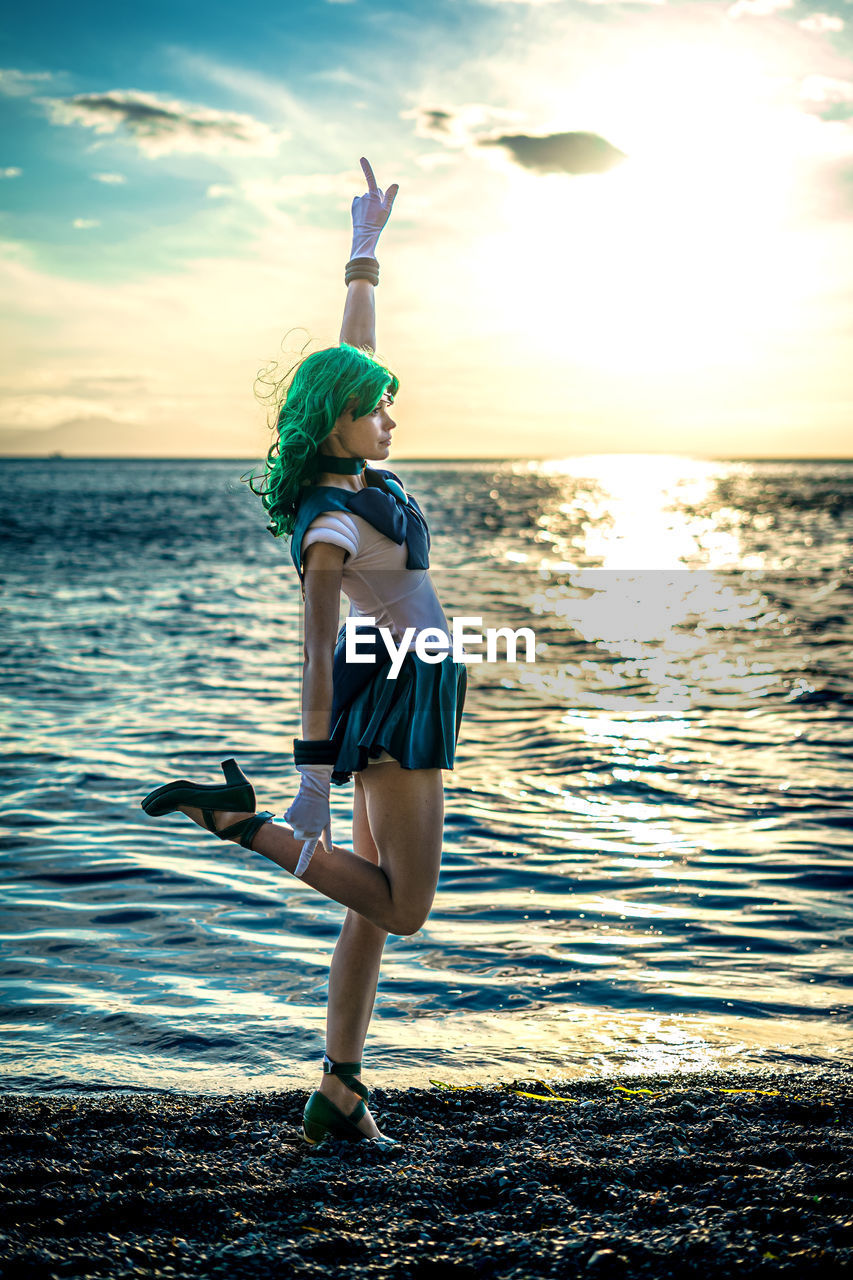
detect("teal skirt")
[330,649,467,786]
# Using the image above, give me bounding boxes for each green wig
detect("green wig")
[244,344,399,538]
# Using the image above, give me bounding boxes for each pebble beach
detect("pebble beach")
[3,1067,851,1279]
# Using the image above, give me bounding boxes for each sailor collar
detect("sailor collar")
[290,466,430,580]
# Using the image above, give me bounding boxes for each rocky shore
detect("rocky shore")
[1,1067,851,1278]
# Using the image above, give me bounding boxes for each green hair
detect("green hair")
[244,343,399,538]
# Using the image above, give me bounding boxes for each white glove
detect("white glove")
[350,156,399,261]
[284,764,333,878]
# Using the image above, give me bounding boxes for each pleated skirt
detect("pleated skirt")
[329,649,467,786]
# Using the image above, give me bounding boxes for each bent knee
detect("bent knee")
[386,905,431,937]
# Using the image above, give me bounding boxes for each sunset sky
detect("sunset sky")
[1,0,852,458]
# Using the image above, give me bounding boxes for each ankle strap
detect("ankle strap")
[323,1053,362,1077]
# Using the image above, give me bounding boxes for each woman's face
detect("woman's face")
[326,390,396,461]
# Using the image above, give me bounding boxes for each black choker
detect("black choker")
[318,455,366,475]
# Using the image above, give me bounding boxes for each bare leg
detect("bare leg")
[179,762,444,937]
[319,772,388,1138]
[180,762,445,1141]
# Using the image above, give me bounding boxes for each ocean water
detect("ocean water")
[1,455,851,1093]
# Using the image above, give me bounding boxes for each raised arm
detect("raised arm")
[339,157,398,352]
[340,280,376,352]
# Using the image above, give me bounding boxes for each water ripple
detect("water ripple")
[1,457,851,1090]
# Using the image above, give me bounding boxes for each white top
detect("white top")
[302,507,451,651]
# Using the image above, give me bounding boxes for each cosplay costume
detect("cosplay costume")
[143,163,462,1153]
[290,466,466,784]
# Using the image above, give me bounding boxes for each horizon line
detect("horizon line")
[1,454,853,464]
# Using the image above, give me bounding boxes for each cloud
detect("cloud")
[72,219,100,229]
[0,225,344,458]
[207,171,355,210]
[798,12,844,32]
[168,50,321,140]
[415,108,454,138]
[92,171,127,184]
[480,131,627,175]
[402,103,523,148]
[728,0,793,17]
[414,152,458,171]
[480,0,663,7]
[800,75,853,105]
[45,89,281,158]
[0,68,53,97]
[247,173,350,200]
[1,167,21,178]
[574,0,665,5]
[309,68,362,86]
[800,74,853,122]
[0,394,141,430]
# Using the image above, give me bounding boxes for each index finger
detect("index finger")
[294,836,319,878]
[360,156,378,193]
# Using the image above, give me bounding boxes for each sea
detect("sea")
[1,456,851,1093]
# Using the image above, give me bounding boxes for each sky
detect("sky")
[1,0,852,459]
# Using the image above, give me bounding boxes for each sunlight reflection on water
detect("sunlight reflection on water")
[1,456,851,1090]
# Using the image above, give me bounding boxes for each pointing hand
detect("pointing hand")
[350,156,399,261]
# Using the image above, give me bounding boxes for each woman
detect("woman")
[142,158,466,1150]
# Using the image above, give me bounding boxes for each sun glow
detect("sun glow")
[490,39,817,376]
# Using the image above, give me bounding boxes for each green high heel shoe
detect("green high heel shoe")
[302,1056,398,1151]
[141,758,273,849]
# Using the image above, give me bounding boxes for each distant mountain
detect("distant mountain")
[0,416,267,458]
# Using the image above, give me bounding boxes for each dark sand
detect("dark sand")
[2,1067,851,1278]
